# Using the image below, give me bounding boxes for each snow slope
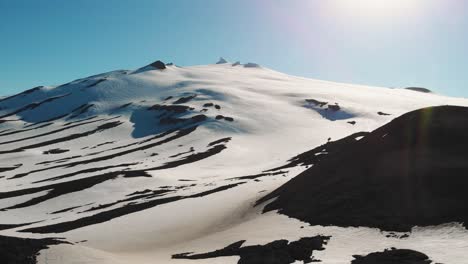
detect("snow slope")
[0,60,467,263]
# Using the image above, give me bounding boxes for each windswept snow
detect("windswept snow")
[0,62,466,263]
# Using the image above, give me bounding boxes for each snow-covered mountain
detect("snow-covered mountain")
[0,60,467,264]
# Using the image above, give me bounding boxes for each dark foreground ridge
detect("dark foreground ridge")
[172,236,330,264]
[351,248,435,264]
[0,235,63,264]
[259,106,468,232]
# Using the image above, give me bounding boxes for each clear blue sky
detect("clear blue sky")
[1,0,467,97]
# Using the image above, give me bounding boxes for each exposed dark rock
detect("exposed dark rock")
[208,137,232,147]
[214,104,221,110]
[224,117,234,122]
[328,103,341,111]
[114,102,133,110]
[228,170,288,181]
[20,183,244,233]
[68,103,95,119]
[215,115,224,120]
[148,104,191,114]
[149,60,166,70]
[244,62,260,68]
[43,148,69,155]
[0,120,123,156]
[173,95,197,104]
[351,248,434,264]
[378,111,391,116]
[0,235,64,264]
[348,121,356,125]
[173,236,330,264]
[305,99,328,107]
[405,87,432,93]
[259,106,468,232]
[216,57,227,64]
[0,164,22,173]
[203,103,214,107]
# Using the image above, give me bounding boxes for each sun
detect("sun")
[328,0,423,19]
[345,0,417,9]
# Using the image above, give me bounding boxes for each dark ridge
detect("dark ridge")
[0,121,123,156]
[82,189,174,213]
[84,78,106,89]
[378,111,391,116]
[127,189,156,196]
[149,60,166,70]
[114,102,133,110]
[228,170,287,181]
[164,96,173,101]
[224,117,234,122]
[43,148,69,155]
[50,203,93,214]
[32,162,139,183]
[10,126,198,179]
[147,144,227,171]
[305,98,328,107]
[0,164,22,173]
[160,114,207,125]
[36,155,82,166]
[0,116,117,146]
[173,236,330,264]
[173,95,197,104]
[405,87,432,93]
[0,86,42,104]
[68,103,91,113]
[203,103,214,107]
[90,141,115,149]
[20,183,245,233]
[68,104,94,119]
[328,103,341,111]
[0,119,21,124]
[208,137,232,147]
[351,248,434,264]
[0,235,64,264]
[23,114,66,128]
[0,93,70,119]
[0,221,39,231]
[148,104,191,113]
[169,147,194,158]
[62,115,98,126]
[305,101,354,121]
[1,170,150,210]
[0,128,12,134]
[37,127,186,167]
[265,132,369,172]
[259,106,468,232]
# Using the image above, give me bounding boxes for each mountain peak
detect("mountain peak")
[148,60,166,70]
[216,57,228,64]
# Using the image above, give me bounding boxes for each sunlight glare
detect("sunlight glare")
[330,0,423,20]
